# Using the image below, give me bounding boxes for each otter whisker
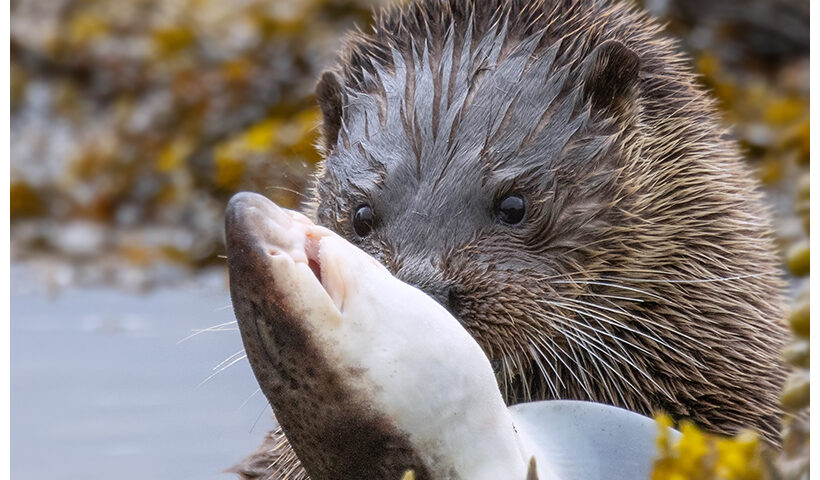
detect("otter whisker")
[526,337,566,389]
[214,349,247,371]
[528,330,594,399]
[576,291,644,303]
[563,327,628,406]
[568,330,645,408]
[592,296,661,330]
[498,340,539,402]
[497,345,511,401]
[530,306,599,379]
[526,343,561,397]
[530,310,626,404]
[555,295,703,356]
[561,296,710,355]
[238,387,262,411]
[542,301,653,356]
[587,295,632,314]
[540,299,664,354]
[196,354,248,389]
[548,332,596,398]
[524,306,614,383]
[535,307,653,406]
[265,185,309,200]
[526,309,589,386]
[511,337,534,400]
[550,279,665,301]
[554,307,670,400]
[599,272,768,285]
[558,266,770,285]
[504,351,521,400]
[519,265,639,283]
[176,320,238,344]
[249,402,272,434]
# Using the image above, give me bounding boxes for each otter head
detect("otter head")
[313,7,645,400]
[309,0,786,444]
[225,192,533,479]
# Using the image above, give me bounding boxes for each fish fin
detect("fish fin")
[526,456,539,480]
[509,400,679,480]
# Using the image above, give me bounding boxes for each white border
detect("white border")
[3,1,13,476]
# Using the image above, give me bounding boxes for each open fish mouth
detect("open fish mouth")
[224,191,347,315]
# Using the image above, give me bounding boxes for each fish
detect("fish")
[224,191,678,480]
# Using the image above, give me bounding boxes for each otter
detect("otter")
[231,0,788,478]
[225,192,680,480]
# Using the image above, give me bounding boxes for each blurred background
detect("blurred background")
[9,0,809,479]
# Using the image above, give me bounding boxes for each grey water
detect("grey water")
[11,267,274,480]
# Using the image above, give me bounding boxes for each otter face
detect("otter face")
[309,1,786,445]
[313,20,644,404]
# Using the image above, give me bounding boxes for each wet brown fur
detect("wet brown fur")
[232,0,788,478]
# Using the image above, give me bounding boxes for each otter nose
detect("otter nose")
[422,284,460,315]
[394,260,460,317]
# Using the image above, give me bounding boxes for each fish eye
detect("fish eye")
[496,194,526,225]
[352,204,374,237]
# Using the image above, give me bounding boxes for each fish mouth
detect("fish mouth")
[224,192,341,313]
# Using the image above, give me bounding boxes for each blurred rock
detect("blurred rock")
[656,0,809,65]
[11,0,386,288]
[48,221,109,258]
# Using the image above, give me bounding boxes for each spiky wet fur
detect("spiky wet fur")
[233,0,788,477]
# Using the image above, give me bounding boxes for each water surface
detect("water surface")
[11,267,274,480]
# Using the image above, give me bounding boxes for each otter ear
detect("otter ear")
[581,40,640,116]
[316,71,346,153]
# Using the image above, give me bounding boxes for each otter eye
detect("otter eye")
[496,194,526,225]
[352,204,374,237]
